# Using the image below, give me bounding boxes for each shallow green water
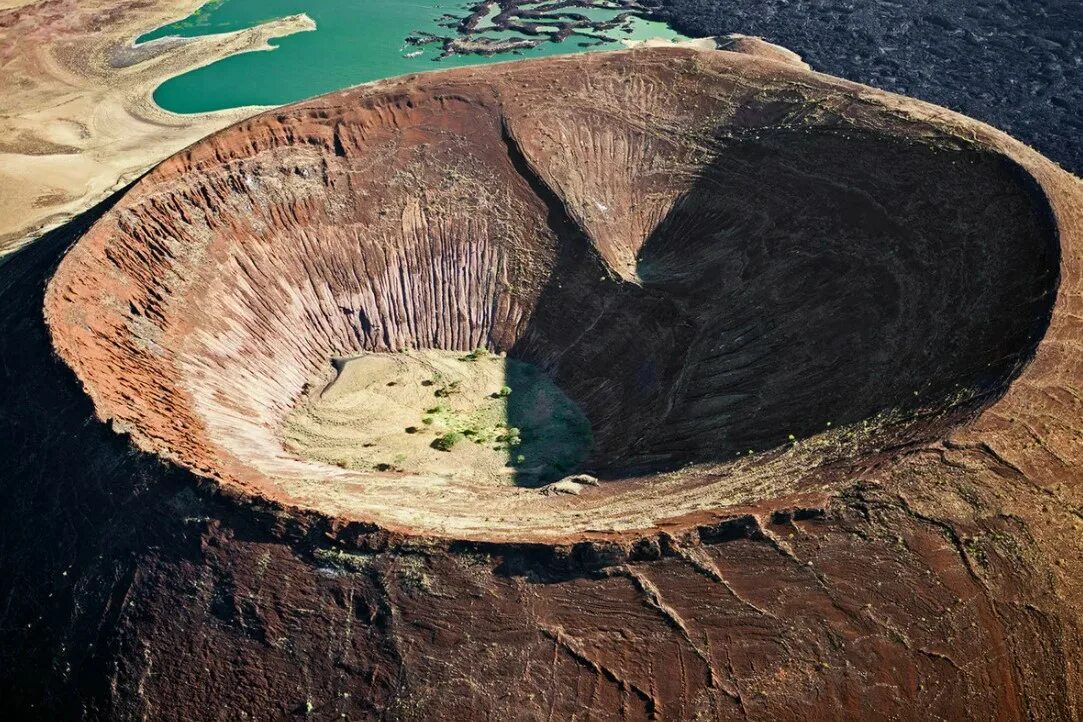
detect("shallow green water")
[139,0,686,114]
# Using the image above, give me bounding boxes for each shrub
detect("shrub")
[496,426,521,445]
[431,432,464,452]
[434,381,460,398]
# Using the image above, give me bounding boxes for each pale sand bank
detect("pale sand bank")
[0,0,314,253]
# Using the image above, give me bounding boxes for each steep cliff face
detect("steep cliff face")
[6,45,1082,718]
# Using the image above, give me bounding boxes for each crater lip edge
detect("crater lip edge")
[42,46,1075,546]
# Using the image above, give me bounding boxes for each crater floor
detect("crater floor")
[283,349,591,488]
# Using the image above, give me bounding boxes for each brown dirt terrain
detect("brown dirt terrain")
[8,43,1083,718]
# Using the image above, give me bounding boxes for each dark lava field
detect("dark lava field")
[658,0,1083,175]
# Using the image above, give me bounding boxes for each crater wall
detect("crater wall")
[46,48,1061,540]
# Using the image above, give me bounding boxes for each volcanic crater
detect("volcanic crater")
[46,46,1062,541]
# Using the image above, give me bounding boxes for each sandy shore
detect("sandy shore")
[0,0,315,253]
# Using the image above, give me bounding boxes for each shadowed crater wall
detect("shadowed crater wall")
[510,127,1058,475]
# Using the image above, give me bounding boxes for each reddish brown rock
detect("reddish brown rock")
[18,45,1083,718]
[718,33,811,69]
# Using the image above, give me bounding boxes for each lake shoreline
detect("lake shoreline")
[0,0,685,252]
[0,0,316,253]
[406,0,662,58]
[145,0,685,114]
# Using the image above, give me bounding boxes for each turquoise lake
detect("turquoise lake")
[140,0,686,114]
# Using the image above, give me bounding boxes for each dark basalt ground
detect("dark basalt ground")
[656,0,1083,176]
